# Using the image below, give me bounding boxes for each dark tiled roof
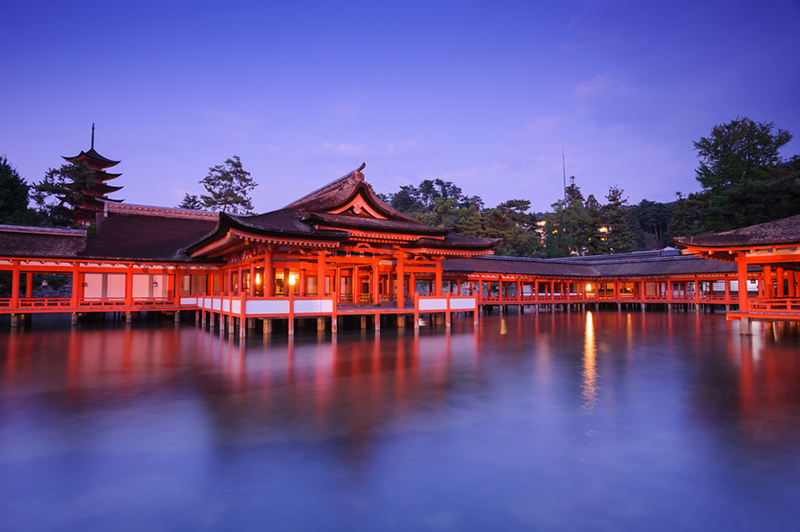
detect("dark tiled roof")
[673,214,800,248]
[305,212,449,236]
[82,213,217,262]
[443,256,599,277]
[229,210,347,237]
[284,164,420,224]
[443,251,740,278]
[418,233,503,250]
[0,225,86,258]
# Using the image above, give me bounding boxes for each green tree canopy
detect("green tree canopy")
[32,162,97,227]
[600,186,637,254]
[200,155,257,214]
[543,177,596,257]
[678,117,797,233]
[177,193,204,210]
[0,155,33,225]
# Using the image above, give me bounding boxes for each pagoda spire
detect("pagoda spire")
[91,123,95,149]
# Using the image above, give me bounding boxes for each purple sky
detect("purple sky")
[2,0,799,214]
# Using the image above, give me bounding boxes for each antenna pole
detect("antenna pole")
[561,141,567,200]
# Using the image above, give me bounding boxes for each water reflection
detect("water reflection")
[582,311,598,411]
[1,313,800,530]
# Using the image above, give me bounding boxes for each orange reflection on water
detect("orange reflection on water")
[582,312,598,411]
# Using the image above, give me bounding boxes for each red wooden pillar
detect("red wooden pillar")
[372,260,380,304]
[353,266,359,302]
[316,251,325,297]
[789,271,797,298]
[335,266,341,302]
[410,271,416,298]
[396,253,405,310]
[265,252,275,297]
[10,261,20,308]
[71,262,80,307]
[763,266,772,298]
[776,267,784,298]
[170,268,177,300]
[249,262,256,297]
[299,268,307,297]
[435,259,443,297]
[25,272,33,299]
[125,264,134,306]
[724,276,731,303]
[736,255,749,312]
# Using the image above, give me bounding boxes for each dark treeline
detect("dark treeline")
[379,117,800,258]
[378,176,674,258]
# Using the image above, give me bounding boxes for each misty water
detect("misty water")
[1,311,799,531]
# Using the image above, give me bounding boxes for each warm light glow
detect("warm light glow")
[598,226,609,233]
[288,273,296,286]
[586,283,592,291]
[583,312,598,411]
[255,273,262,285]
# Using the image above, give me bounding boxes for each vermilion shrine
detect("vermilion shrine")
[1,145,798,335]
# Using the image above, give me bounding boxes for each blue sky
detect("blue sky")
[2,0,799,213]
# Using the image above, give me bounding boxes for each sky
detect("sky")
[2,0,799,214]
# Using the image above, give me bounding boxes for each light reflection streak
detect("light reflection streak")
[582,311,598,411]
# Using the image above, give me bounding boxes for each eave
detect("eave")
[189,228,342,259]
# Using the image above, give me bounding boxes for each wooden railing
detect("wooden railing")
[749,298,800,312]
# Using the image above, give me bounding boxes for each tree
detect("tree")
[200,155,257,214]
[0,155,33,225]
[543,177,595,257]
[32,162,97,227]
[600,186,637,254]
[688,117,795,232]
[177,194,204,210]
[633,199,674,249]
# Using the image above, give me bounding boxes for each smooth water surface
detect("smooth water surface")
[1,312,799,531]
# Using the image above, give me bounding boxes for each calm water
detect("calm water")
[1,312,799,531]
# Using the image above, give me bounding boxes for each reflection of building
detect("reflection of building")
[0,165,798,334]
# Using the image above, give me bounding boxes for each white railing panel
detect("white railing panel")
[419,298,448,311]
[231,300,241,314]
[294,299,334,314]
[449,298,476,311]
[180,297,197,306]
[246,299,290,315]
[222,299,230,312]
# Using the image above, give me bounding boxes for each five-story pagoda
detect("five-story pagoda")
[63,124,123,226]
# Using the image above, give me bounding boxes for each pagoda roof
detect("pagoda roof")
[673,214,800,249]
[81,182,123,195]
[63,147,121,169]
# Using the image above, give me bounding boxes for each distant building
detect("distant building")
[63,124,123,226]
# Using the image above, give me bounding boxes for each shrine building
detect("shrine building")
[1,163,799,335]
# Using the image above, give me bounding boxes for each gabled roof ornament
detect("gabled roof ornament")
[353,162,366,182]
